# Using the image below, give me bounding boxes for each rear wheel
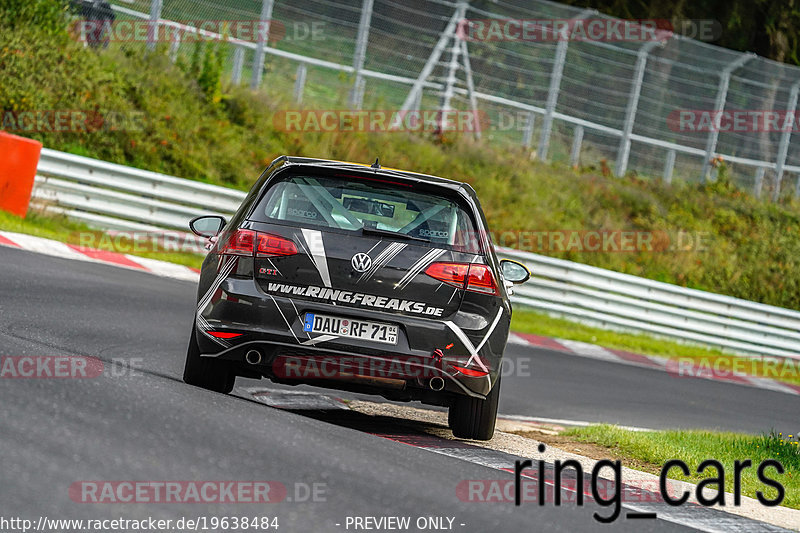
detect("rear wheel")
[183,324,235,394]
[448,376,500,440]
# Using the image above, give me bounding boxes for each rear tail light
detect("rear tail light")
[221,229,297,257]
[424,262,498,296]
[207,331,243,339]
[450,364,489,377]
[256,233,298,257]
[221,229,256,256]
[424,262,469,288]
[466,264,498,295]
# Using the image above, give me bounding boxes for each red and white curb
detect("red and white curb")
[0,231,201,282]
[509,332,800,397]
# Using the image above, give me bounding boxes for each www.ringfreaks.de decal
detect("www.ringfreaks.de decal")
[265,283,445,316]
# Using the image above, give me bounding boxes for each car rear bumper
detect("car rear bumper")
[195,276,504,399]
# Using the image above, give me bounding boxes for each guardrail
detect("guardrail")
[498,247,800,360]
[32,148,245,233]
[30,148,800,360]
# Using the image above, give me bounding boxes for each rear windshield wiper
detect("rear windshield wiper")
[361,226,428,243]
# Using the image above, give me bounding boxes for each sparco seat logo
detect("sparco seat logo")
[351,253,372,273]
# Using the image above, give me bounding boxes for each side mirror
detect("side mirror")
[189,215,226,238]
[500,259,530,284]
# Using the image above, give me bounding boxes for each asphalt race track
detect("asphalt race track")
[0,245,795,532]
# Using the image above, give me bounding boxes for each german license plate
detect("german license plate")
[303,313,398,345]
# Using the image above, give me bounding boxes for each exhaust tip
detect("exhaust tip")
[245,349,262,365]
[429,377,445,391]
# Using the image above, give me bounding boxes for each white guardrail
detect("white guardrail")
[31,148,800,360]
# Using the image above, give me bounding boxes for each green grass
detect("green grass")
[0,210,204,269]
[565,425,800,510]
[511,309,800,386]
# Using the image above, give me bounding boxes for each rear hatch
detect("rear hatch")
[246,170,487,320]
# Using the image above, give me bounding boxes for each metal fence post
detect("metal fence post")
[700,53,754,182]
[412,89,422,112]
[615,40,660,177]
[294,64,308,104]
[147,0,163,52]
[522,112,536,148]
[168,28,181,63]
[80,19,88,48]
[349,0,374,109]
[538,9,593,161]
[460,39,481,140]
[250,0,275,89]
[570,126,584,167]
[753,167,765,198]
[773,79,800,202]
[438,6,465,133]
[231,47,245,85]
[397,4,466,117]
[663,149,675,184]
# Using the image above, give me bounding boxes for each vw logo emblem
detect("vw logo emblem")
[351,252,372,273]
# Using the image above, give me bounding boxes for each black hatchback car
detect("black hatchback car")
[185,156,530,440]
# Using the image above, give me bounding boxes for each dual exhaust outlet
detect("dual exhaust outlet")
[428,376,445,391]
[244,348,445,392]
[245,349,262,365]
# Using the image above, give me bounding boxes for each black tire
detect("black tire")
[183,325,235,394]
[448,376,501,440]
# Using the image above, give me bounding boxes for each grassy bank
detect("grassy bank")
[3,1,800,309]
[563,425,800,510]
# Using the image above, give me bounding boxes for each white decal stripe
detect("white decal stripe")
[197,256,236,312]
[395,249,433,288]
[447,287,459,304]
[444,314,500,379]
[196,315,229,347]
[301,334,339,346]
[266,258,282,276]
[301,229,331,288]
[358,243,394,282]
[268,294,299,343]
[396,249,432,287]
[195,256,237,348]
[396,248,446,289]
[294,233,312,259]
[475,308,504,353]
[359,241,405,282]
[369,242,407,279]
[287,299,310,338]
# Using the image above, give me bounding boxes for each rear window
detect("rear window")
[252,174,481,253]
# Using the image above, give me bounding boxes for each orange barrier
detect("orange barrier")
[0,132,42,218]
